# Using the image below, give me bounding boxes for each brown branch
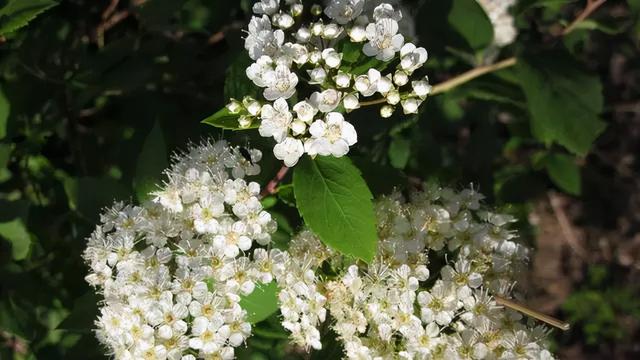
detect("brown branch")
[494,295,570,331]
[359,57,518,107]
[548,192,589,260]
[260,165,290,198]
[562,0,607,36]
[94,0,131,48]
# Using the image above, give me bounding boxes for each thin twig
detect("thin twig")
[548,192,589,260]
[562,0,607,35]
[359,57,518,107]
[260,165,290,198]
[94,0,131,48]
[494,295,571,331]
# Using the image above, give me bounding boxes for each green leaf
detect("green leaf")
[64,176,130,221]
[202,107,257,130]
[224,54,259,101]
[134,121,168,202]
[388,135,411,170]
[448,0,494,50]
[0,84,9,140]
[293,156,378,262]
[0,0,57,35]
[517,52,606,155]
[0,218,31,260]
[57,291,99,333]
[240,282,279,324]
[544,153,582,195]
[340,41,362,63]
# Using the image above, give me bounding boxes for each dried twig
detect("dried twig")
[548,192,589,260]
[494,295,571,331]
[562,0,607,35]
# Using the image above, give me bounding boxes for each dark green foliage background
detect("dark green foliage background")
[0,0,639,359]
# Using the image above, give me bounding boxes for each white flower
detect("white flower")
[293,100,318,123]
[308,67,327,84]
[322,23,343,39]
[264,64,298,100]
[259,98,292,142]
[380,105,394,118]
[324,0,365,25]
[244,16,285,60]
[363,18,405,61]
[393,70,409,86]
[275,13,295,29]
[296,27,311,42]
[189,315,229,354]
[412,79,431,98]
[252,0,278,15]
[373,3,403,21]
[354,69,381,97]
[281,43,309,65]
[348,25,367,42]
[477,0,518,47]
[192,194,224,234]
[400,43,428,73]
[305,112,357,157]
[310,89,342,113]
[273,137,305,167]
[322,48,342,68]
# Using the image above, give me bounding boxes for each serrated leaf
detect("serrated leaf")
[448,0,494,50]
[240,281,279,324]
[0,0,57,35]
[0,218,30,260]
[224,53,259,101]
[134,121,168,202]
[544,153,581,195]
[340,41,362,63]
[202,107,258,130]
[517,52,606,155]
[293,156,378,262]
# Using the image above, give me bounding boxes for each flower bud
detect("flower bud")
[296,27,311,43]
[290,120,307,136]
[377,75,393,94]
[412,80,431,98]
[343,93,360,111]
[401,98,422,114]
[290,4,303,17]
[226,99,243,114]
[348,26,367,42]
[310,4,323,16]
[380,105,394,118]
[277,13,295,29]
[245,100,261,116]
[386,89,400,105]
[334,72,351,88]
[322,24,342,39]
[308,67,327,84]
[311,22,324,36]
[354,75,371,93]
[322,48,342,68]
[308,50,322,64]
[393,71,409,86]
[238,115,253,128]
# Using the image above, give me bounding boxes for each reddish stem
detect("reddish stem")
[260,165,290,197]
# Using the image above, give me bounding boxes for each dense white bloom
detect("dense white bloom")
[273,137,305,167]
[259,98,293,142]
[305,112,357,157]
[227,1,433,165]
[363,18,405,61]
[325,0,365,25]
[271,186,554,359]
[84,140,277,360]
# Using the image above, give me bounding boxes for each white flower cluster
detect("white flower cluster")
[273,185,555,359]
[83,140,278,360]
[227,0,431,167]
[476,0,518,47]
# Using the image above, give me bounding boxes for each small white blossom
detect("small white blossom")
[259,98,293,142]
[273,137,305,167]
[305,112,357,157]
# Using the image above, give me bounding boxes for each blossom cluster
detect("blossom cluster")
[83,140,277,360]
[227,0,431,167]
[476,0,518,47]
[272,185,555,359]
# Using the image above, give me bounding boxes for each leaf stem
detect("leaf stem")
[359,57,517,107]
[562,0,607,36]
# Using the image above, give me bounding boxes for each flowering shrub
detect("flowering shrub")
[207,0,432,166]
[3,0,628,359]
